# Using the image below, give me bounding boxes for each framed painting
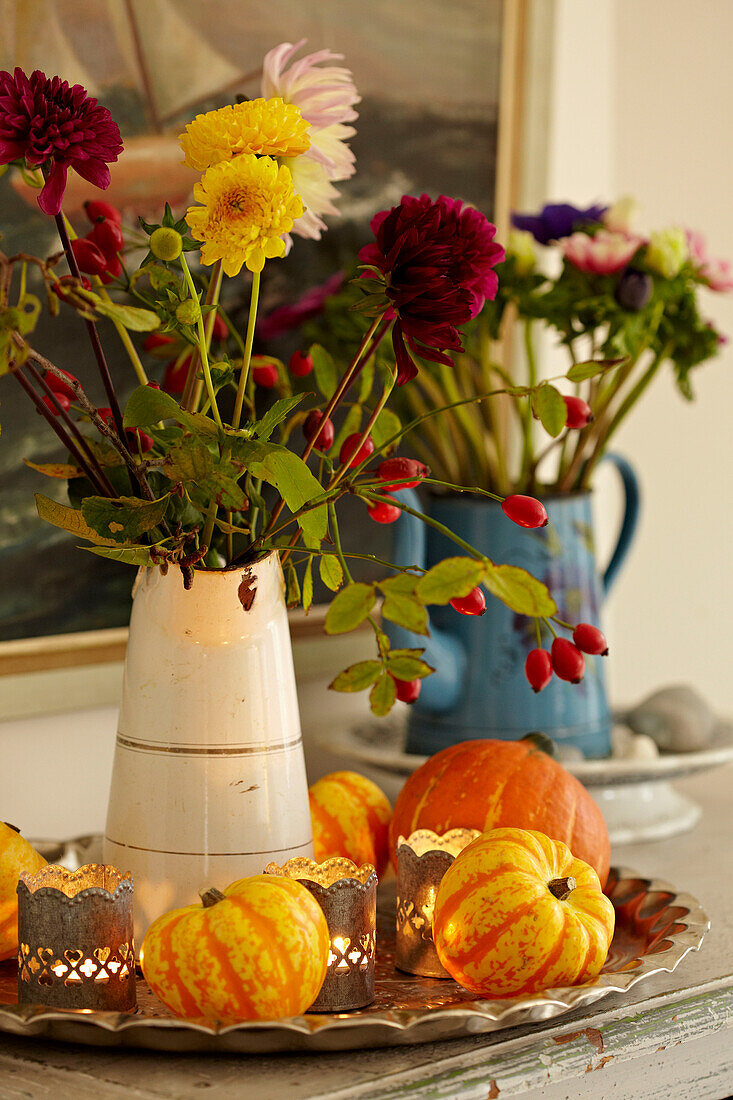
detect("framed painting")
[0,0,528,680]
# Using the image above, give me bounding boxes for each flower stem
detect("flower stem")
[232,269,261,430]
[184,261,223,411]
[53,210,125,440]
[179,253,222,429]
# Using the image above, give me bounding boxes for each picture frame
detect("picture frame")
[0,0,539,708]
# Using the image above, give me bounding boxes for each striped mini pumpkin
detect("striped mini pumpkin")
[141,874,329,1022]
[309,771,392,877]
[433,827,615,997]
[389,739,610,885]
[0,822,46,962]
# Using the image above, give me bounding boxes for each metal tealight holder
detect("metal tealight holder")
[17,863,136,1012]
[396,828,480,978]
[265,856,377,1012]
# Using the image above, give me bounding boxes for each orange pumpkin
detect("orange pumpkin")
[433,827,615,997]
[141,874,329,1022]
[309,771,391,877]
[389,739,610,885]
[0,822,46,962]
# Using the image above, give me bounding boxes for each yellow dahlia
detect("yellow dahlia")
[179,98,310,172]
[186,154,303,275]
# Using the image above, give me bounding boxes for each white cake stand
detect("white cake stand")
[320,717,733,844]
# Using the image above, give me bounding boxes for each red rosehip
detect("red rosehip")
[42,392,71,415]
[450,586,487,616]
[97,406,114,429]
[525,648,553,693]
[146,381,161,389]
[563,395,593,430]
[100,253,123,284]
[163,355,192,395]
[143,332,177,353]
[367,496,401,524]
[573,622,609,656]
[551,637,585,683]
[390,675,422,704]
[252,363,278,388]
[339,433,374,468]
[377,456,429,490]
[84,199,122,225]
[289,350,314,377]
[71,237,108,276]
[126,427,154,453]
[303,410,334,451]
[211,313,228,341]
[44,367,78,399]
[89,219,124,257]
[501,494,548,529]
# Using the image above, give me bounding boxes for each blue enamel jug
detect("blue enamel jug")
[386,456,639,759]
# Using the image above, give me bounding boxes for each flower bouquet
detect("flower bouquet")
[5,41,617,929]
[0,46,605,719]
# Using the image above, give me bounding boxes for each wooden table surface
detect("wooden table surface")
[1,768,732,1100]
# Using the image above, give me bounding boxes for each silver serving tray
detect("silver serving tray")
[0,836,709,1054]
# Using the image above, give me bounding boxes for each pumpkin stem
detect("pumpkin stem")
[199,887,226,908]
[3,822,21,834]
[548,876,577,901]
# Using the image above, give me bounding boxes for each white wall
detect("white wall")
[530,0,733,713]
[608,0,733,711]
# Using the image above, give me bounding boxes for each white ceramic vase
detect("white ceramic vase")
[104,551,314,941]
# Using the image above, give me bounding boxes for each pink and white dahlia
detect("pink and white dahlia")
[562,230,643,276]
[261,40,359,240]
[686,230,733,292]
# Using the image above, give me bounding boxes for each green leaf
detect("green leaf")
[285,560,301,608]
[95,300,161,332]
[324,582,376,634]
[357,358,375,403]
[379,573,419,596]
[319,554,344,592]
[371,407,402,450]
[386,654,434,680]
[25,460,84,479]
[81,494,170,544]
[531,383,567,437]
[84,438,125,466]
[163,440,215,483]
[147,265,180,290]
[35,493,119,546]
[302,557,314,613]
[566,358,624,382]
[369,671,397,716]
[329,660,383,693]
[124,385,218,436]
[310,343,338,399]
[381,591,429,635]
[84,545,155,566]
[415,556,486,605]
[255,394,305,442]
[239,441,327,544]
[484,562,557,617]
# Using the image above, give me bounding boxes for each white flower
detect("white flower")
[262,40,359,240]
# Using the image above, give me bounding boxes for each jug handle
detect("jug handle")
[384,489,467,713]
[601,453,641,593]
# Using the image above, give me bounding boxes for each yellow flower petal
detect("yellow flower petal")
[179,98,310,171]
[186,154,303,276]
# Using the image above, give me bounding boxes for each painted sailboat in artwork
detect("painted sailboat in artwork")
[8,0,259,213]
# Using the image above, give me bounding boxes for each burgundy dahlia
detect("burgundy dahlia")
[358,194,504,384]
[0,68,123,216]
